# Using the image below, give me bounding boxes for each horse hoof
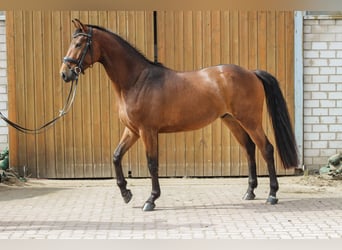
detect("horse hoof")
[242,192,256,200]
[122,189,133,204]
[266,195,278,205]
[142,202,155,212]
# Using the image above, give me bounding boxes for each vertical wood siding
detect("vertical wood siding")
[7,10,294,178]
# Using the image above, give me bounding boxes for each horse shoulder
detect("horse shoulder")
[116,69,161,127]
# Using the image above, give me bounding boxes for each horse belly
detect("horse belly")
[157,74,228,132]
[158,97,223,133]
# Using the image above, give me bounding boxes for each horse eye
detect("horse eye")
[75,43,82,48]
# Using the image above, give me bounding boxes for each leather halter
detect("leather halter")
[63,27,93,78]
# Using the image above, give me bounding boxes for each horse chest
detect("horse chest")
[118,101,142,133]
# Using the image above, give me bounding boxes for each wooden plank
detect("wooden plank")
[42,11,57,178]
[6,11,19,171]
[15,10,28,177]
[248,11,258,69]
[239,11,249,69]
[32,11,47,178]
[257,11,267,68]
[23,11,38,178]
[285,11,295,122]
[52,11,67,178]
[174,11,184,71]
[144,11,154,61]
[16,11,28,174]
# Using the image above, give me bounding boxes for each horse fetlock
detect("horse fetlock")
[270,183,279,194]
[116,178,127,189]
[151,190,161,200]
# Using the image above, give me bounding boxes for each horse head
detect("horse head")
[60,19,96,82]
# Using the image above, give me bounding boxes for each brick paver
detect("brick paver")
[0,176,341,239]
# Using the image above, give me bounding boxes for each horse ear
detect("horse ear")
[72,18,87,32]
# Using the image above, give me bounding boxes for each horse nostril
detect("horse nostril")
[61,72,68,82]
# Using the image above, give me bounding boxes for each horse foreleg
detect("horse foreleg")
[113,127,139,204]
[140,130,160,211]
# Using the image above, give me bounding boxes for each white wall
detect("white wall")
[303,15,342,169]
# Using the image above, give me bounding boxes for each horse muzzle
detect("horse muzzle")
[60,66,80,83]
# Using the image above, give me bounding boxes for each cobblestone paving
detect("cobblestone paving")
[0,176,341,239]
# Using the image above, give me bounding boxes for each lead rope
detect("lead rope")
[0,79,78,134]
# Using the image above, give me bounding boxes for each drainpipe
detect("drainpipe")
[294,11,304,170]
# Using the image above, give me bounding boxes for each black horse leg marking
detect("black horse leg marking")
[242,139,258,200]
[113,128,139,204]
[113,149,132,203]
[140,130,160,211]
[264,141,279,204]
[142,156,161,211]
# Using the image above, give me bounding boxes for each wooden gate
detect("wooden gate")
[156,11,295,177]
[6,10,294,178]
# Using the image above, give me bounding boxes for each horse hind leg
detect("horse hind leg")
[113,127,139,204]
[221,115,258,201]
[242,140,258,201]
[244,125,279,205]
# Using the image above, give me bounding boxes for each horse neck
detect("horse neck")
[97,33,148,93]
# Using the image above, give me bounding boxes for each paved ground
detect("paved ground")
[0,176,341,239]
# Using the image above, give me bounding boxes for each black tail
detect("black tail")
[254,70,299,168]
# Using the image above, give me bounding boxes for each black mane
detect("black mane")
[84,24,164,68]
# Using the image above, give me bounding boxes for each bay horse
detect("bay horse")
[60,19,299,211]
